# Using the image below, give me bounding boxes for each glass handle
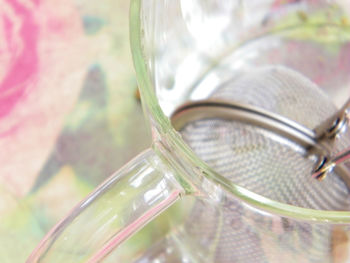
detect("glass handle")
[27,148,184,263]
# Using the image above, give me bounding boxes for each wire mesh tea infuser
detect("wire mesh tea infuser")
[172,66,350,186]
[168,66,350,262]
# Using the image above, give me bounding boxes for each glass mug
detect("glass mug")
[27,0,350,262]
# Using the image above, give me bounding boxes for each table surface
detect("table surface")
[0,1,151,261]
[2,1,350,261]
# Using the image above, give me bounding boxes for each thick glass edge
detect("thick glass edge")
[129,0,350,223]
[129,0,172,135]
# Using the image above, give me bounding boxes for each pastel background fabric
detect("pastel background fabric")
[2,0,350,262]
[0,0,150,261]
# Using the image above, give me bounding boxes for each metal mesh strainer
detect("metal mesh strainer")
[170,66,350,262]
[172,66,350,208]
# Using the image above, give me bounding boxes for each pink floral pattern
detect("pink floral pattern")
[0,0,149,261]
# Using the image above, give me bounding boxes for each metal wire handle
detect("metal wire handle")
[172,98,350,181]
[312,147,350,180]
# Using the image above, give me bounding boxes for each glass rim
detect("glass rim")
[129,0,350,223]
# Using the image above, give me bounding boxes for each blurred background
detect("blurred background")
[0,0,151,261]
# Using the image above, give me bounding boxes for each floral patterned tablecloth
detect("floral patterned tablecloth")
[2,0,350,262]
[0,0,150,261]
